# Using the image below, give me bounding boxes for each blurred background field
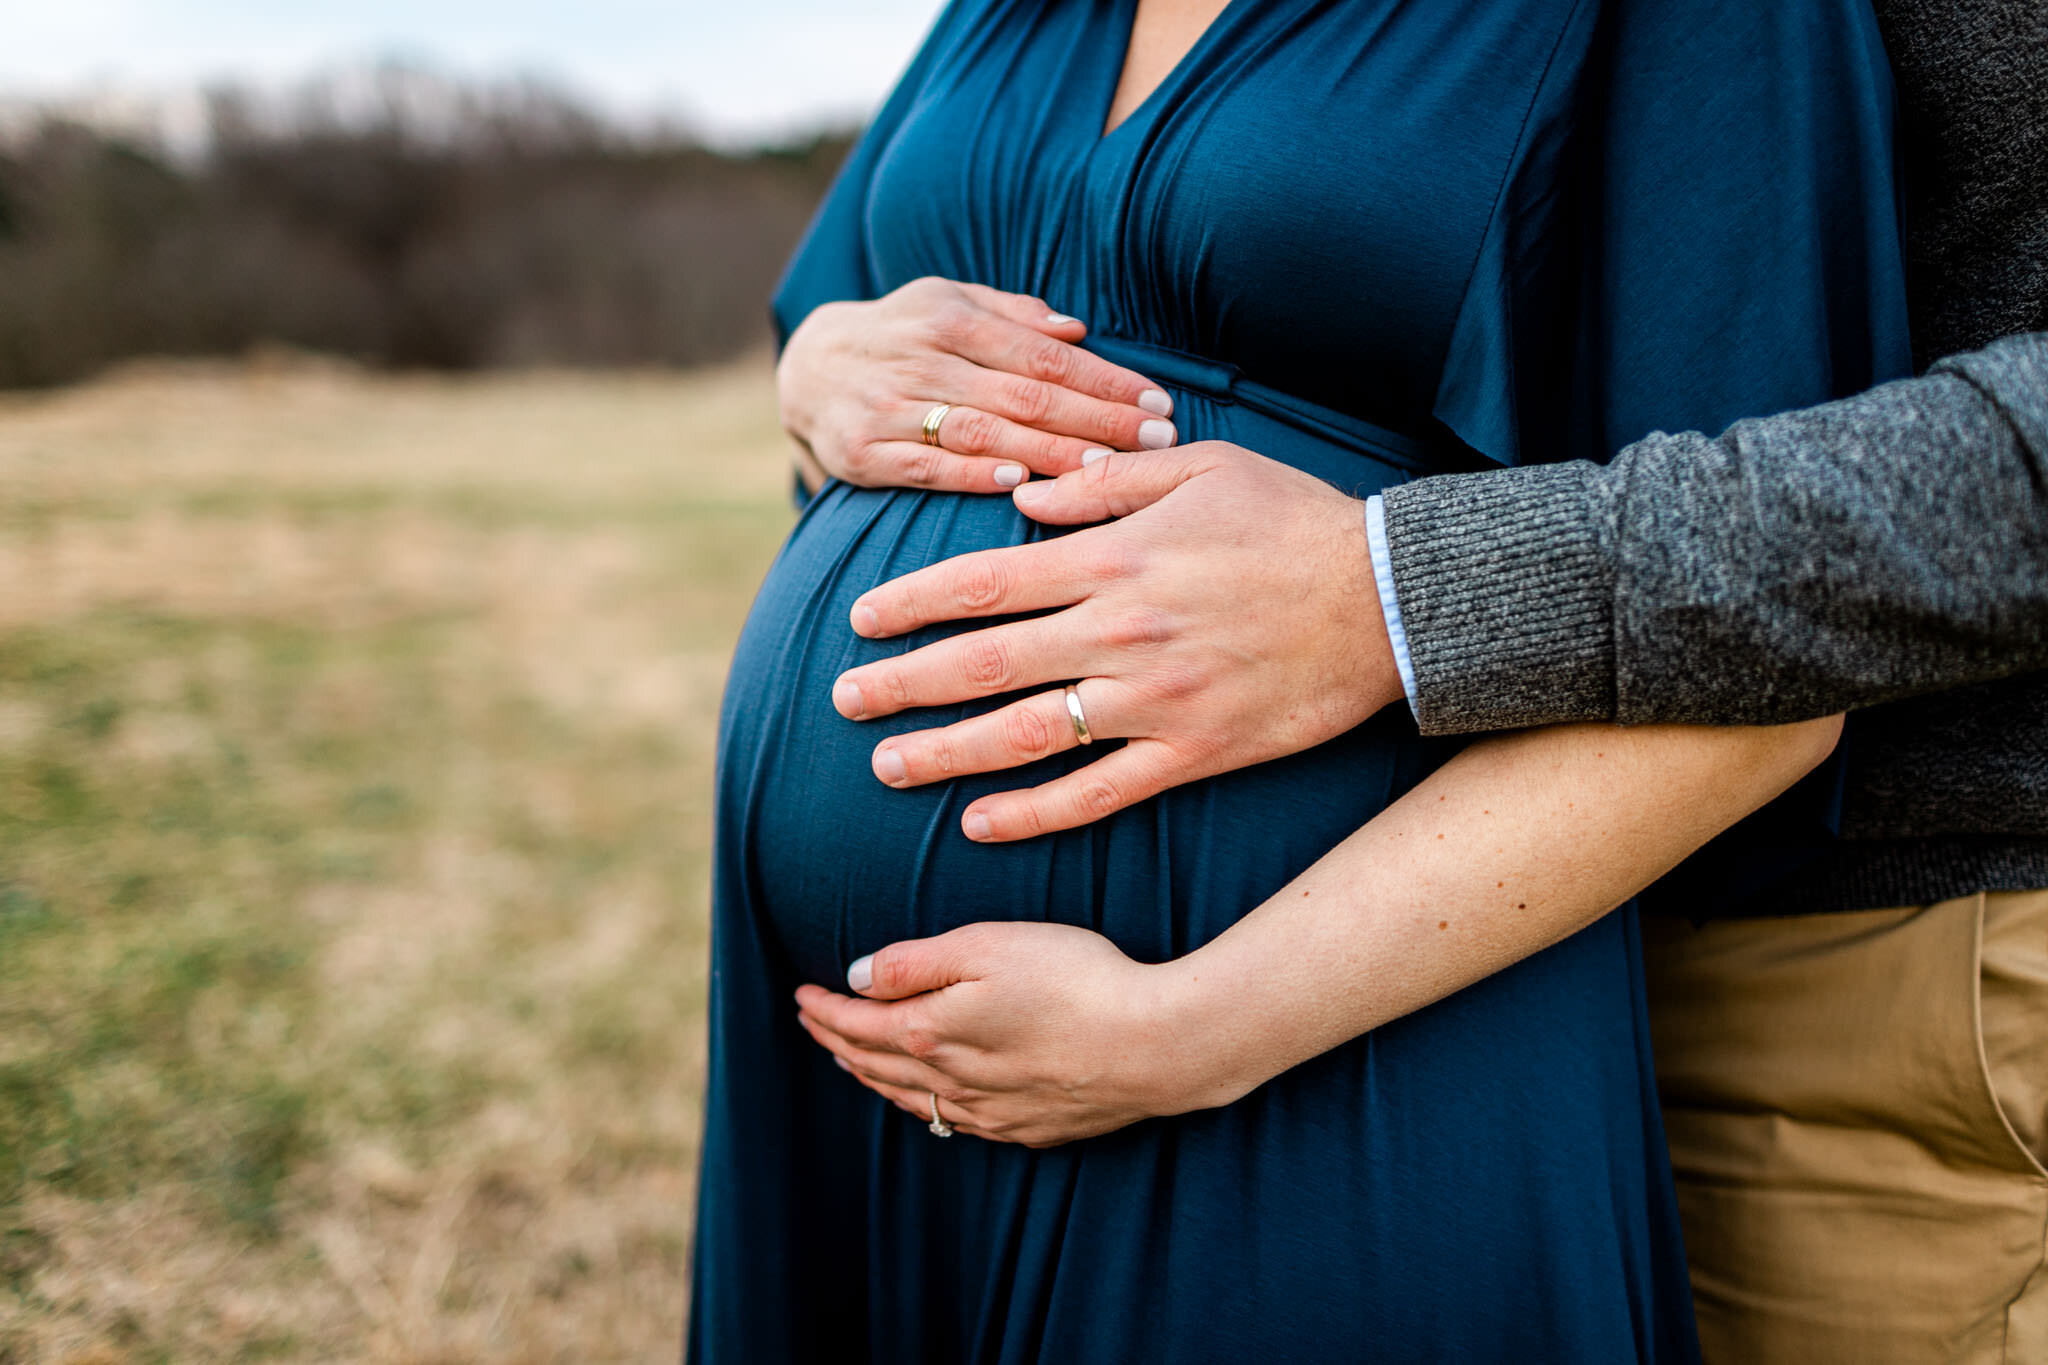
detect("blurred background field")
[0,71,851,389]
[0,5,924,1356]
[0,354,793,1360]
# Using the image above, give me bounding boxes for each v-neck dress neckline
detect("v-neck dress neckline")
[1093,0,1241,147]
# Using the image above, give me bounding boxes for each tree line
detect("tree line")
[0,70,854,388]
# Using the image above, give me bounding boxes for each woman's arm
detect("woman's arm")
[794,711,1841,1145]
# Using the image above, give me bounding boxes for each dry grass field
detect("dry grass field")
[0,355,794,1362]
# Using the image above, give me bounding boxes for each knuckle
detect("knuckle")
[870,951,902,994]
[839,442,873,478]
[1008,801,1048,839]
[1150,662,1206,701]
[1018,336,1074,385]
[879,667,917,710]
[902,353,948,391]
[996,374,1052,423]
[1102,608,1172,649]
[1002,704,1057,757]
[952,409,1001,455]
[922,738,958,776]
[936,1084,972,1108]
[961,636,1013,689]
[955,558,1010,610]
[1033,429,1069,470]
[904,445,943,486]
[899,1026,939,1061]
[1087,538,1143,581]
[931,299,976,347]
[1077,778,1124,817]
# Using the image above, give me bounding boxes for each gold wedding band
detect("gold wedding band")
[927,1091,954,1138]
[921,403,954,447]
[1065,683,1094,746]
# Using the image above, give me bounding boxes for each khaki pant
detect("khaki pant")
[1644,890,2048,1364]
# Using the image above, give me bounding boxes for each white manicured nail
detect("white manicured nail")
[1139,419,1175,449]
[847,954,874,992]
[1081,447,1111,466]
[993,463,1026,487]
[1047,312,1081,327]
[1138,388,1173,417]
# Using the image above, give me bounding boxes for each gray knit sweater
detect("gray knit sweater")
[1379,0,2048,916]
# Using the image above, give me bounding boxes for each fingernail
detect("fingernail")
[1047,312,1081,327]
[1139,419,1175,449]
[834,1056,851,1072]
[963,812,993,841]
[847,953,874,991]
[1081,447,1110,466]
[1138,388,1173,417]
[874,747,907,784]
[851,602,880,635]
[1013,479,1050,503]
[993,463,1026,487]
[832,679,864,718]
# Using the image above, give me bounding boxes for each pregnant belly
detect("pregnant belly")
[716,344,1464,984]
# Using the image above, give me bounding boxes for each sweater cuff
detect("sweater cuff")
[1379,462,1618,735]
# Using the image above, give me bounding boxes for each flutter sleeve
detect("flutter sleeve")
[1430,0,1913,471]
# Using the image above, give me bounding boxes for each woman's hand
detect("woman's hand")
[778,277,1177,495]
[793,922,1241,1147]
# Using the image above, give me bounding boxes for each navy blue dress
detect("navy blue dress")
[693,1,1909,1360]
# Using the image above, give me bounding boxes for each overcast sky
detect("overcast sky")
[0,1,946,141]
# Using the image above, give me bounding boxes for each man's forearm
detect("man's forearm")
[1380,331,2048,734]
[1157,714,1843,1107]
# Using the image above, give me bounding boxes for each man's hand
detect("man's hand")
[828,442,1408,841]
[793,923,1246,1147]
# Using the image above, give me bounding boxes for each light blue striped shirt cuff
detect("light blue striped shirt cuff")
[1363,494,1420,718]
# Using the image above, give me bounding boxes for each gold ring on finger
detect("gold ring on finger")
[921,403,954,448]
[1064,683,1094,746]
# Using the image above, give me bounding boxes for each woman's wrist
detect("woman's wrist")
[774,304,838,455]
[1137,949,1283,1117]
